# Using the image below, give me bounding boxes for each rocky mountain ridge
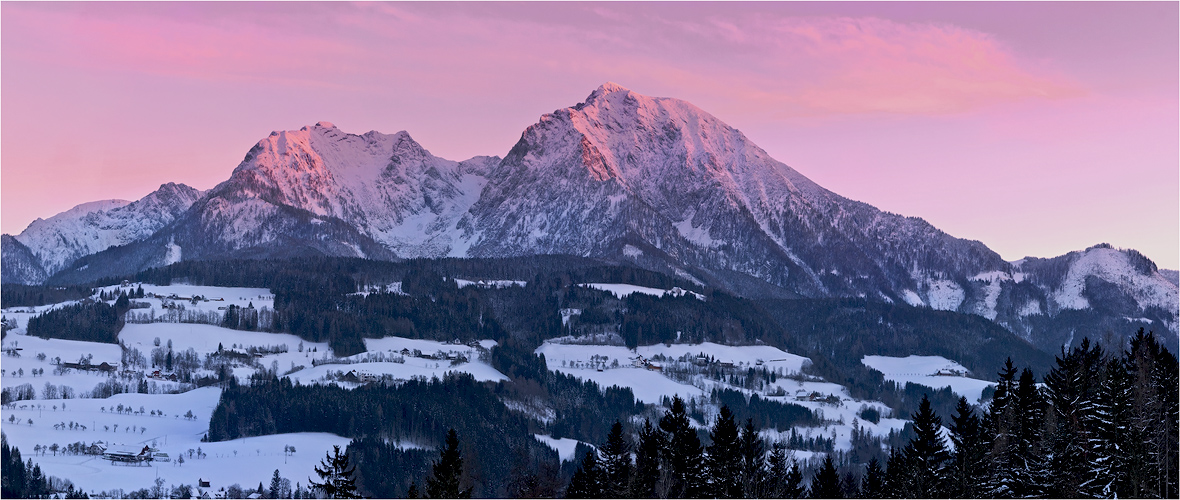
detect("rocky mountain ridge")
[5,83,1175,352]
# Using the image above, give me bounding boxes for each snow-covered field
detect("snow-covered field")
[1,336,123,396]
[862,355,995,403]
[100,283,273,313]
[539,341,808,376]
[0,285,506,494]
[454,279,525,289]
[533,434,590,462]
[0,387,355,495]
[580,283,705,300]
[537,340,909,453]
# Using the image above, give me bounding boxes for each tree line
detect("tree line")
[1,433,87,498]
[205,373,556,497]
[560,329,1177,499]
[26,296,127,344]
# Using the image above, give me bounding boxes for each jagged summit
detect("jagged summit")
[583,81,632,104]
[206,122,497,258]
[597,81,629,93]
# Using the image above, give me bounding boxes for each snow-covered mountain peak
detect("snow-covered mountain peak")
[584,81,631,103]
[9,184,201,278]
[1049,244,1178,314]
[202,123,494,257]
[24,199,130,230]
[315,121,337,129]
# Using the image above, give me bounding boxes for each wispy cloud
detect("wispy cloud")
[3,3,1080,117]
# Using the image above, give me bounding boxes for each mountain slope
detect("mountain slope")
[1,235,47,285]
[462,83,1008,302]
[6,183,202,277]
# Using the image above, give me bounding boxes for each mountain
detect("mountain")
[3,183,202,282]
[18,84,1178,351]
[462,82,1008,299]
[1,235,47,285]
[194,122,500,259]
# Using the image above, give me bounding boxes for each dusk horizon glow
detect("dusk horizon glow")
[2,2,1177,268]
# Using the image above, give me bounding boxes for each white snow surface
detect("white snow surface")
[536,341,809,404]
[581,283,704,300]
[445,334,906,454]
[454,279,525,289]
[0,387,355,495]
[1,335,124,396]
[1018,300,1043,317]
[925,279,964,311]
[862,355,994,403]
[901,290,924,307]
[0,286,498,495]
[533,434,591,462]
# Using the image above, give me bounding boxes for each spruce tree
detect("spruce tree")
[1124,328,1178,498]
[631,419,664,498]
[1089,355,1133,497]
[808,454,843,499]
[309,445,359,499]
[659,396,706,498]
[739,418,766,497]
[270,469,284,499]
[1148,335,1179,499]
[947,397,987,498]
[426,429,472,499]
[1,435,27,499]
[1133,329,1180,498]
[763,445,791,499]
[882,448,909,498]
[984,358,1019,497]
[783,456,806,499]
[1012,368,1049,498]
[566,448,606,498]
[902,395,950,498]
[858,457,884,499]
[705,405,743,498]
[598,421,633,498]
[1044,339,1104,498]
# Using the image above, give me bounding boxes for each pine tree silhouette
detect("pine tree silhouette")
[705,405,743,498]
[599,421,632,498]
[565,448,605,498]
[309,445,359,499]
[427,429,472,498]
[808,454,842,499]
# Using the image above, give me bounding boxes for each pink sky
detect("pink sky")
[2,2,1177,268]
